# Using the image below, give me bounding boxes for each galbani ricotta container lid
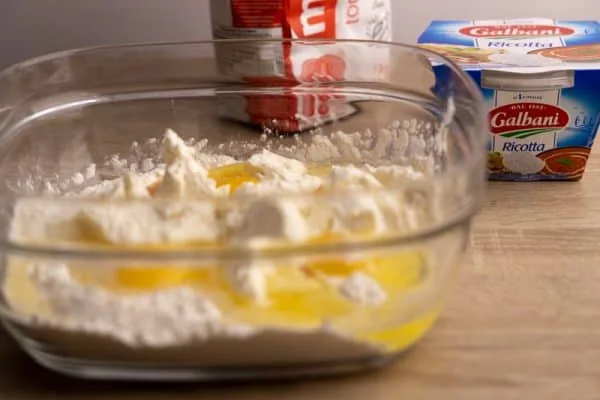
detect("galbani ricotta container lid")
[417,18,600,74]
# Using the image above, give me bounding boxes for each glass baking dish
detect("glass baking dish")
[0,39,486,381]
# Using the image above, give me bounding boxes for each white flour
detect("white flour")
[339,273,388,307]
[6,120,440,365]
[29,263,227,347]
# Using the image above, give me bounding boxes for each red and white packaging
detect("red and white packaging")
[210,0,392,133]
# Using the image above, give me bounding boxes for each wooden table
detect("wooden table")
[2,149,600,400]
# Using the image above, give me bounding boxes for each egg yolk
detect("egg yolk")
[208,163,261,192]
[110,251,425,318]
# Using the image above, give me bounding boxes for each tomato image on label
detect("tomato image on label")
[537,147,591,180]
[458,24,575,38]
[529,44,600,62]
[489,103,570,139]
[418,44,504,64]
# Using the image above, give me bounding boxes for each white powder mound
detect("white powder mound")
[339,273,388,306]
[25,264,382,366]
[5,122,442,366]
[488,52,562,67]
[275,120,436,172]
[29,263,226,347]
[502,151,545,174]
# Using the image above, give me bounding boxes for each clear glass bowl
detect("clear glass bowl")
[0,39,486,381]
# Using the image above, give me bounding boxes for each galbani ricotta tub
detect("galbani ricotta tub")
[418,18,600,181]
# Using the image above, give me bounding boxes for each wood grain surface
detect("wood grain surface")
[1,151,600,400]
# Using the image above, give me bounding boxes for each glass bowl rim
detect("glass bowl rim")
[1,37,483,82]
[0,38,486,260]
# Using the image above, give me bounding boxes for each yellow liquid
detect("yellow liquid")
[361,308,439,352]
[81,162,435,352]
[208,163,261,192]
[106,249,433,352]
[207,162,331,193]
